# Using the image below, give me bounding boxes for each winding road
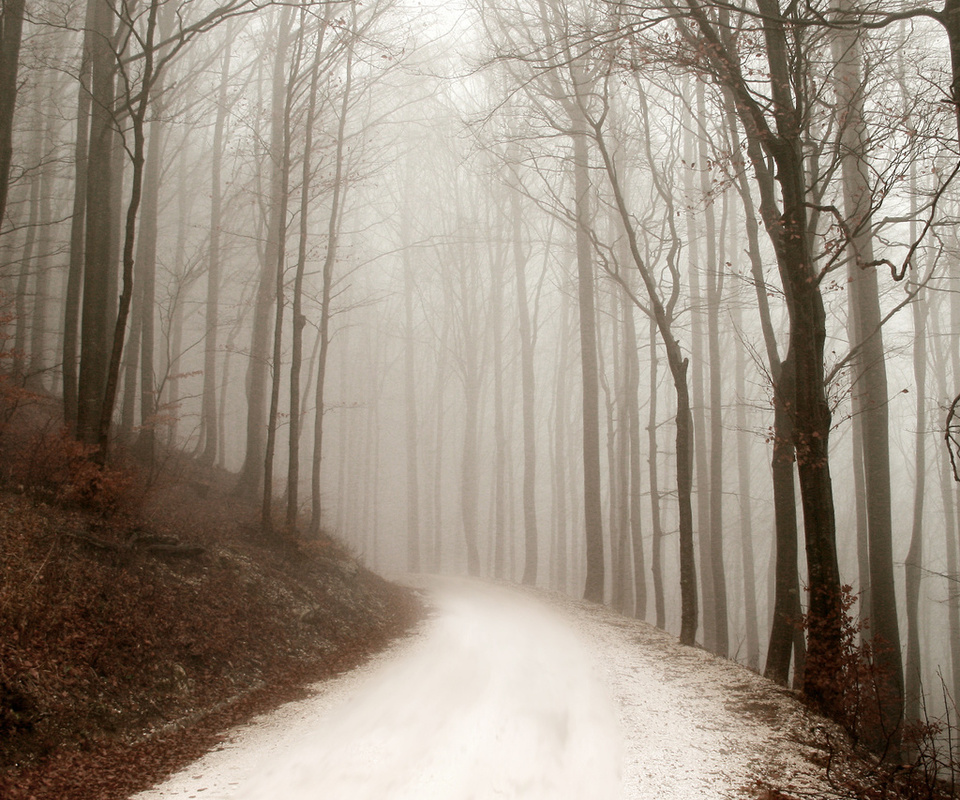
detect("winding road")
[133,579,829,799]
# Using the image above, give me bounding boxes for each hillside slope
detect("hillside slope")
[0,440,421,800]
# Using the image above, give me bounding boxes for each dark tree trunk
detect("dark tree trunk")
[261,24,296,533]
[287,13,329,531]
[62,0,97,429]
[133,109,163,465]
[119,265,142,441]
[765,356,803,685]
[682,0,843,707]
[76,0,117,444]
[27,107,53,389]
[14,99,43,381]
[0,0,26,228]
[721,82,802,683]
[648,316,665,629]
[237,7,291,497]
[96,0,168,461]
[601,290,622,609]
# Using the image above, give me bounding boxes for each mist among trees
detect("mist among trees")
[6,0,960,758]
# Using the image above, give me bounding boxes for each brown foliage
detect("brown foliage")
[10,426,136,513]
[801,585,898,750]
[0,406,422,799]
[793,586,959,799]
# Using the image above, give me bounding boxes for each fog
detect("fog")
[4,0,960,730]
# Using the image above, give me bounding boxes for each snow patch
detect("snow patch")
[133,579,830,800]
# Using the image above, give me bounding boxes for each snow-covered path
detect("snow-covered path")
[133,579,829,800]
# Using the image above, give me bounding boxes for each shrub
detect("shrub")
[10,427,135,515]
[798,586,959,798]
[800,585,899,751]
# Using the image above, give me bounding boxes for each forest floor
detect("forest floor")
[0,396,422,800]
[132,578,885,800]
[0,396,941,800]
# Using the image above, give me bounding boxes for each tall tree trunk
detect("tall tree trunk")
[944,236,960,711]
[165,145,191,450]
[199,26,233,467]
[552,287,571,593]
[0,0,26,228]
[133,108,163,464]
[512,177,539,587]
[623,282,646,620]
[433,309,450,572]
[217,329,234,471]
[903,154,928,732]
[335,334,352,538]
[904,255,927,730]
[63,0,97,428]
[97,0,174,460]
[76,0,117,444]
[682,0,843,704]
[309,36,353,536]
[590,112,698,645]
[850,380,871,624]
[461,349,482,577]
[402,212,421,570]
[832,8,904,744]
[648,316,665,629]
[601,290,623,609]
[573,129,604,603]
[732,278,760,671]
[14,97,44,381]
[701,90,729,657]
[931,299,960,709]
[613,287,632,613]
[490,206,506,579]
[165,292,184,449]
[721,82,801,683]
[237,7,291,496]
[684,103,714,648]
[28,105,53,389]
[119,266,142,441]
[287,13,329,530]
[262,17,300,533]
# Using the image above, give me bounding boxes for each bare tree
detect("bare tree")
[0,0,26,228]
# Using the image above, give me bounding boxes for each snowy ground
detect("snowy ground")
[132,578,834,800]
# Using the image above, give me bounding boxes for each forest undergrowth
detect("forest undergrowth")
[757,589,960,800]
[0,384,422,800]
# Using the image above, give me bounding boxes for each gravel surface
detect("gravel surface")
[132,578,833,799]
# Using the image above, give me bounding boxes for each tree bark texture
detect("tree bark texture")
[76,0,117,444]
[0,0,26,228]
